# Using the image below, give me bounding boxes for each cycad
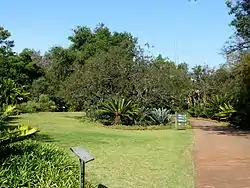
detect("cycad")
[150,108,171,125]
[0,105,16,122]
[0,105,38,145]
[97,98,138,125]
[215,103,236,121]
[205,94,232,117]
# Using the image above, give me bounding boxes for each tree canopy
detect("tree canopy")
[0,0,249,128]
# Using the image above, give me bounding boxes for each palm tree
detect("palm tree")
[97,98,138,125]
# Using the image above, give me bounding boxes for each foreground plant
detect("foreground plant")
[0,140,94,188]
[0,105,38,146]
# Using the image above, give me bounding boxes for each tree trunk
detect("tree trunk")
[114,113,122,125]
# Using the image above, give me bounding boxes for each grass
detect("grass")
[16,112,194,188]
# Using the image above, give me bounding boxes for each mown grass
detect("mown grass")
[16,112,194,188]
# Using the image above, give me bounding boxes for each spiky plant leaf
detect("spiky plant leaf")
[97,98,138,125]
[150,108,171,125]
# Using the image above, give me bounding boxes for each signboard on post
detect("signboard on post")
[71,147,94,188]
[175,113,187,128]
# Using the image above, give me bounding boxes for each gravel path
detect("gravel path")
[192,119,250,188]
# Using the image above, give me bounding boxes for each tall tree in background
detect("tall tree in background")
[225,0,250,53]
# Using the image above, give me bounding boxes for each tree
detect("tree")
[0,26,14,55]
[225,0,250,53]
[0,27,43,89]
[59,46,135,110]
[68,23,137,64]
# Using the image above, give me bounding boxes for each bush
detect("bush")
[38,94,57,112]
[0,140,94,188]
[96,98,138,125]
[133,106,152,126]
[18,94,57,113]
[187,104,208,118]
[0,105,38,146]
[150,108,171,125]
[18,100,39,113]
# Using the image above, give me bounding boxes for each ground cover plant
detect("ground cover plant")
[0,140,94,188]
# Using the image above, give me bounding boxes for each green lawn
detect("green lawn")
[17,112,194,188]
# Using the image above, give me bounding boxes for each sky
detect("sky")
[1,0,233,67]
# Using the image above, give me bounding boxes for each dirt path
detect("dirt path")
[192,119,250,188]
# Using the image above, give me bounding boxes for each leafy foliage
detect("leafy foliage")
[205,94,231,118]
[19,94,57,113]
[0,79,29,106]
[0,105,16,123]
[187,104,208,118]
[0,9,249,129]
[150,108,171,125]
[0,105,38,146]
[133,106,152,126]
[0,140,94,188]
[225,0,250,53]
[215,103,236,121]
[96,98,138,125]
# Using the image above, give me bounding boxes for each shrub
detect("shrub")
[150,108,171,125]
[96,98,138,125]
[18,100,40,113]
[18,94,57,113]
[0,105,16,123]
[0,140,94,188]
[133,106,152,126]
[187,104,208,118]
[38,94,57,112]
[214,103,236,121]
[0,105,37,146]
[205,94,232,118]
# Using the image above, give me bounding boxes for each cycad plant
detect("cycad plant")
[215,103,236,121]
[97,98,138,125]
[0,105,16,123]
[0,79,29,105]
[205,94,231,117]
[0,105,38,146]
[150,108,171,125]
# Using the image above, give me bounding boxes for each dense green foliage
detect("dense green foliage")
[0,140,93,188]
[0,0,249,128]
[225,0,250,53]
[18,94,57,113]
[0,1,249,187]
[150,108,172,125]
[0,105,37,146]
[96,98,138,125]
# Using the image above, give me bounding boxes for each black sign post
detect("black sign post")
[71,147,94,188]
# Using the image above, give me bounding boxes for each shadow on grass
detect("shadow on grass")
[63,115,85,120]
[31,133,55,143]
[98,184,108,188]
[0,141,37,162]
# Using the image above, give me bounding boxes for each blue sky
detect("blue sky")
[1,0,233,67]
